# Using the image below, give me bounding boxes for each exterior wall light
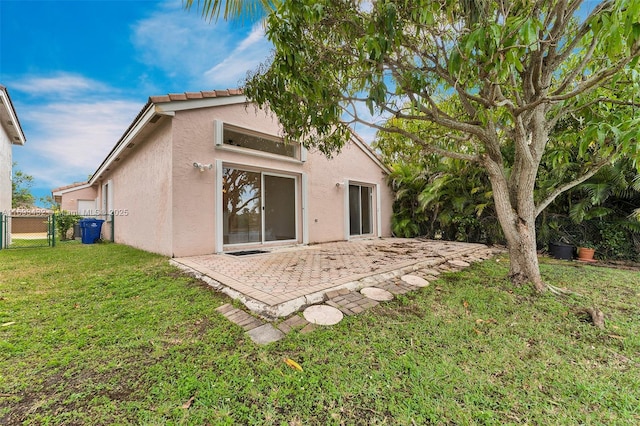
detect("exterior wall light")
[193,162,213,172]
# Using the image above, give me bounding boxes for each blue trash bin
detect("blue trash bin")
[80,218,105,244]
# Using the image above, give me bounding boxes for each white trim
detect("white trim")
[301,145,308,162]
[343,180,350,241]
[0,88,26,145]
[262,172,298,244]
[220,164,300,248]
[102,179,113,221]
[214,119,224,146]
[52,183,93,197]
[301,173,309,244]
[219,122,301,161]
[216,145,303,165]
[215,160,223,253]
[154,95,247,113]
[90,104,155,185]
[376,184,382,238]
[345,180,376,238]
[107,180,114,213]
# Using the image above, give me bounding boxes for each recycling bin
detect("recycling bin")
[80,218,105,244]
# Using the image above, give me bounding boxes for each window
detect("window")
[349,184,373,236]
[222,167,297,245]
[223,126,297,159]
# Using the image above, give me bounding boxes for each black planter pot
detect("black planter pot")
[549,242,574,260]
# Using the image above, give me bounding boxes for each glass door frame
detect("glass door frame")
[348,183,374,236]
[219,164,299,249]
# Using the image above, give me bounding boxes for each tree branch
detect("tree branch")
[535,158,610,217]
[552,33,599,96]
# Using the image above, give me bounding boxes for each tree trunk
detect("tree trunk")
[484,156,546,292]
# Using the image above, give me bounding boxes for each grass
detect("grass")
[1,242,639,425]
[5,238,50,249]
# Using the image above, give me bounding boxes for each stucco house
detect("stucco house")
[54,89,393,257]
[1,85,27,228]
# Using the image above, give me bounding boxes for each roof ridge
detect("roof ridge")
[149,88,243,104]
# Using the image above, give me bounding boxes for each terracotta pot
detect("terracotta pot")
[577,247,595,261]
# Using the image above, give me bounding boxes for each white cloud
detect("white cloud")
[10,73,111,99]
[131,1,271,89]
[11,76,141,190]
[203,23,271,87]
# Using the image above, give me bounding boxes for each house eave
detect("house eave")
[349,131,391,175]
[52,182,93,196]
[89,103,156,185]
[88,92,249,186]
[154,94,248,114]
[0,85,26,146]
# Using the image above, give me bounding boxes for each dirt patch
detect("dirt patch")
[0,354,159,425]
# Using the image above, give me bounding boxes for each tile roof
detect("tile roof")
[51,182,90,193]
[89,89,245,184]
[149,89,243,104]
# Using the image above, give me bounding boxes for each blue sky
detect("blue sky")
[1,0,275,205]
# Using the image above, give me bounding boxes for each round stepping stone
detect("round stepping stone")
[449,259,471,267]
[360,287,394,301]
[303,305,343,326]
[401,274,430,288]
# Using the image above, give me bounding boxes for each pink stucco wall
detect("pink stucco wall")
[94,100,393,257]
[96,119,173,255]
[304,142,393,242]
[57,186,97,212]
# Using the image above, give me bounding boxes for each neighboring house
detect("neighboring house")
[1,85,27,223]
[54,89,393,257]
[52,182,97,214]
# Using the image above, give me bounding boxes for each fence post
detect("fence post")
[111,212,115,242]
[0,212,4,250]
[51,214,56,247]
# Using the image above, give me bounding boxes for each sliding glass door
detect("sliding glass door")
[222,167,296,245]
[264,175,296,241]
[349,184,373,236]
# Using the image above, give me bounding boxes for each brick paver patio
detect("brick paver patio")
[171,238,496,319]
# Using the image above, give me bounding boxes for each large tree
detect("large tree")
[188,0,640,292]
[246,0,640,292]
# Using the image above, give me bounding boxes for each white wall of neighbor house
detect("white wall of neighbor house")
[0,124,12,216]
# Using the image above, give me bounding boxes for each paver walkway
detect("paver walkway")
[172,238,499,322]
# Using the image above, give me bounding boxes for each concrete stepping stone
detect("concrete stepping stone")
[247,323,285,345]
[401,274,430,288]
[360,287,394,301]
[303,305,344,325]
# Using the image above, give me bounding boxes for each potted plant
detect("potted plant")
[545,220,575,260]
[549,239,575,260]
[577,242,596,262]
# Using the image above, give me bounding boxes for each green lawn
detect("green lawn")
[1,242,639,425]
